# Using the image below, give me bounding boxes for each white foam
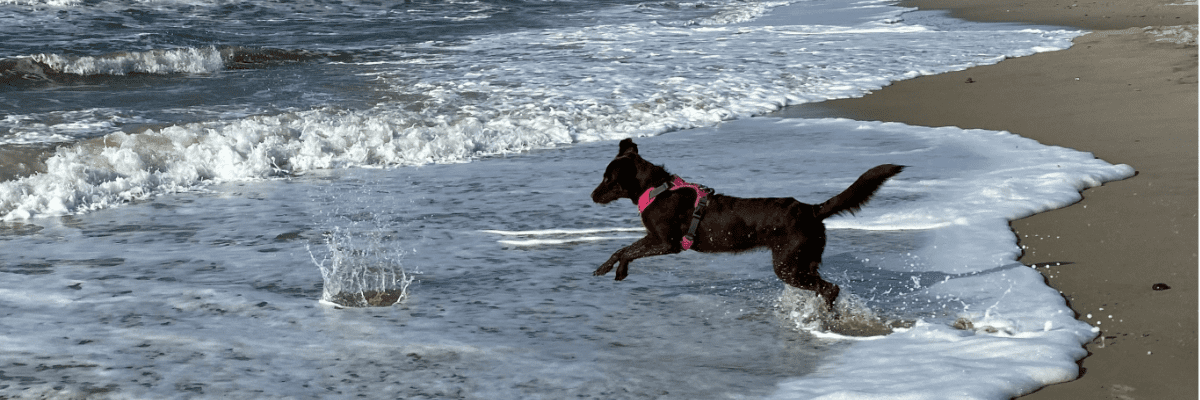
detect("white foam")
[0,109,154,145]
[1145,24,1198,45]
[482,227,646,236]
[826,218,955,231]
[498,235,645,246]
[772,318,1089,399]
[484,227,646,246]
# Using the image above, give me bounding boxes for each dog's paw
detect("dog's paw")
[819,284,840,309]
[614,262,629,281]
[593,263,614,276]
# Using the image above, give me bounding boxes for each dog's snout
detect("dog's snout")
[590,180,621,204]
[590,187,603,203]
[590,184,610,204]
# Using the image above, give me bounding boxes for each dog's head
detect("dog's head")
[591,138,645,205]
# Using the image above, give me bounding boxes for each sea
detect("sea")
[0,0,1137,398]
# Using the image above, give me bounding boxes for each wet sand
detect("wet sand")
[772,0,1197,397]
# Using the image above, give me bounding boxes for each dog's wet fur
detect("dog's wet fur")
[591,138,903,308]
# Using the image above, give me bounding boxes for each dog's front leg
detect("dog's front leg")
[593,254,621,277]
[594,237,678,280]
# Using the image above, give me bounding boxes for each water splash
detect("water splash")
[775,286,908,337]
[308,225,414,308]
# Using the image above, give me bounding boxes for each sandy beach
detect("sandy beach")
[773,0,1198,397]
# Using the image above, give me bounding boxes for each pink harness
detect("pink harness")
[636,176,711,250]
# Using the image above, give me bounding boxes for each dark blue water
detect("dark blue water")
[0,0,714,120]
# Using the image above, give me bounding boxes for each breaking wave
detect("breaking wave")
[0,104,585,220]
[0,4,1085,221]
[0,47,348,83]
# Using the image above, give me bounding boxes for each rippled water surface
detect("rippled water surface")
[0,0,1132,397]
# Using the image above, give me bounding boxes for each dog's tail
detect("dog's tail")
[814,164,904,220]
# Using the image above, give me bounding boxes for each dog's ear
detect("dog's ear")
[618,138,638,156]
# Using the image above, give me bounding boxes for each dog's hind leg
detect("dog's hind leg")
[595,237,678,281]
[771,234,840,308]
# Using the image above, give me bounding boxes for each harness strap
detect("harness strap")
[681,195,708,250]
[636,175,711,251]
[637,182,673,214]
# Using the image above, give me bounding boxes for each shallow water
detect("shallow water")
[0,118,1132,398]
[0,0,1135,397]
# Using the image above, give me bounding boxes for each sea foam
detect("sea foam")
[0,13,1082,221]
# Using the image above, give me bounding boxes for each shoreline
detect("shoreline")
[773,0,1197,398]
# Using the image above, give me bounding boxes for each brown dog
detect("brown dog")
[590,138,903,307]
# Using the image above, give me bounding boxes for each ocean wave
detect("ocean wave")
[0,7,1084,220]
[0,79,739,220]
[0,47,346,83]
[0,104,578,220]
[31,47,224,76]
